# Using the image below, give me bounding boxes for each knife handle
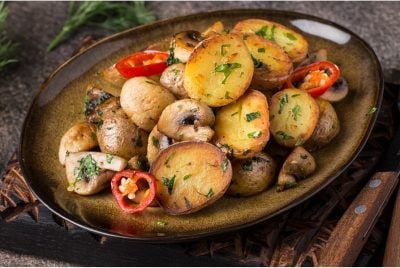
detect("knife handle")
[319,171,398,267]
[383,185,400,266]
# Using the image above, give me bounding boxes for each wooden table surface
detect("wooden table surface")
[1,1,400,266]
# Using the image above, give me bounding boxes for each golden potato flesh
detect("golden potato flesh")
[183,33,254,107]
[228,153,277,197]
[269,88,320,147]
[232,19,308,62]
[120,77,176,131]
[214,89,270,158]
[243,34,293,90]
[150,141,232,215]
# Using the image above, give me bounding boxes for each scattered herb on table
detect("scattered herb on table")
[0,2,18,71]
[48,1,155,51]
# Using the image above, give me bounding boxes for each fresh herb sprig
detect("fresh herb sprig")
[0,2,18,72]
[48,1,155,51]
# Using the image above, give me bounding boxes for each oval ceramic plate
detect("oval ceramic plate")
[19,9,383,241]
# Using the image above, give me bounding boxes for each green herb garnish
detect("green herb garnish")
[248,131,262,139]
[257,47,265,53]
[191,108,198,113]
[251,55,263,68]
[48,1,155,51]
[225,91,233,99]
[246,112,260,122]
[74,154,100,182]
[285,32,297,41]
[172,68,180,76]
[276,131,294,140]
[0,2,18,72]
[183,174,192,180]
[106,154,113,164]
[215,62,241,84]
[220,44,230,56]
[207,188,214,198]
[255,24,277,41]
[231,111,239,116]
[278,94,289,114]
[162,175,176,195]
[291,94,300,97]
[151,136,159,148]
[221,158,229,173]
[292,104,301,121]
[166,45,180,66]
[366,107,377,116]
[156,220,168,226]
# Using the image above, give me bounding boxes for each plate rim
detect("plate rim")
[18,8,384,242]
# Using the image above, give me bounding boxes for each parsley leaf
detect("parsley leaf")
[276,131,294,140]
[220,44,230,56]
[207,188,214,198]
[251,55,263,68]
[246,112,260,122]
[278,94,289,114]
[166,45,180,66]
[292,104,301,121]
[248,131,262,139]
[285,32,297,41]
[366,106,377,116]
[256,24,277,41]
[74,154,100,182]
[221,158,229,173]
[257,47,265,53]
[162,175,176,195]
[151,136,159,148]
[183,174,192,180]
[106,154,113,164]
[215,62,241,84]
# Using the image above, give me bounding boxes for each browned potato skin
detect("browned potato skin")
[202,21,224,38]
[269,88,320,147]
[277,146,316,191]
[243,34,293,91]
[159,63,188,99]
[214,89,270,159]
[120,77,176,131]
[150,141,232,215]
[305,99,340,151]
[97,115,148,160]
[227,153,276,197]
[232,19,308,62]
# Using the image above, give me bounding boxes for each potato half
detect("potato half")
[183,33,254,107]
[232,19,308,62]
[214,89,270,158]
[150,141,232,215]
[270,88,320,147]
[243,34,293,90]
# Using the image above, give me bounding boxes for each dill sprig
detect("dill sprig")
[0,1,18,72]
[48,1,155,51]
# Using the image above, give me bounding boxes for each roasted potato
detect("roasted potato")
[58,122,98,165]
[65,152,127,195]
[150,141,232,215]
[227,153,276,197]
[276,146,316,191]
[305,99,340,151]
[97,115,148,160]
[159,63,188,99]
[147,125,174,165]
[269,88,320,147]
[214,89,270,158]
[243,34,293,90]
[232,19,308,62]
[202,21,225,38]
[183,33,254,107]
[157,99,215,142]
[120,77,176,131]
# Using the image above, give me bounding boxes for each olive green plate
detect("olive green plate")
[19,9,383,242]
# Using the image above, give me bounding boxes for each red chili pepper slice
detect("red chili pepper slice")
[284,61,340,97]
[111,170,157,214]
[115,50,168,79]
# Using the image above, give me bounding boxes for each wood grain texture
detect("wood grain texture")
[319,171,399,266]
[383,186,400,266]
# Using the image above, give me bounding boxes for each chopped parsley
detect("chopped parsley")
[97,119,103,129]
[166,45,180,66]
[257,47,266,53]
[156,220,168,226]
[231,111,239,116]
[183,174,192,180]
[190,108,198,113]
[242,159,253,171]
[295,138,304,146]
[276,131,294,140]
[74,154,100,182]
[225,91,233,99]
[221,158,229,173]
[251,55,263,68]
[278,94,289,114]
[164,152,176,167]
[162,175,176,194]
[207,188,214,198]
[172,68,180,77]
[246,112,260,122]
[285,32,297,41]
[105,154,113,164]
[220,44,231,56]
[291,104,301,121]
[366,107,377,116]
[83,91,111,116]
[248,131,262,139]
[291,94,300,98]
[215,62,242,84]
[151,136,159,148]
[256,24,277,41]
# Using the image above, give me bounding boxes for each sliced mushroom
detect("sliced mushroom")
[320,77,349,102]
[276,146,316,191]
[58,122,98,165]
[159,63,188,99]
[171,30,203,63]
[157,99,215,142]
[65,152,127,195]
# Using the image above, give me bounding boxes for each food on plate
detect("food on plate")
[150,141,232,215]
[120,76,176,131]
[232,19,309,62]
[157,99,215,142]
[276,146,316,191]
[227,153,276,197]
[269,88,320,147]
[183,33,254,107]
[214,89,270,158]
[59,17,347,215]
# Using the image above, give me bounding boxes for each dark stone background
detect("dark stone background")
[0,1,399,265]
